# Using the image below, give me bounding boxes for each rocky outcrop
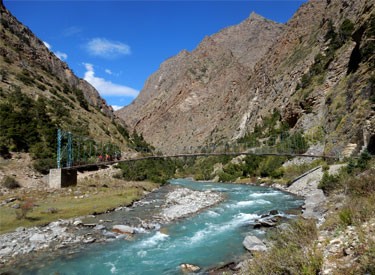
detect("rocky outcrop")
[242,235,267,253]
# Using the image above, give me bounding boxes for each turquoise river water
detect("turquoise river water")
[18,179,303,274]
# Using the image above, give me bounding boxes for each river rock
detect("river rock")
[73,220,83,226]
[94,224,106,231]
[102,231,117,238]
[29,233,47,243]
[253,215,283,229]
[242,235,267,252]
[83,237,96,244]
[180,263,201,273]
[112,225,135,234]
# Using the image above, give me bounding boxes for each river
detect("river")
[16,179,303,274]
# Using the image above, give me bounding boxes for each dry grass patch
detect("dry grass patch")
[0,177,159,234]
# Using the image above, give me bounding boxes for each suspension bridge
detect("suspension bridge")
[49,129,339,188]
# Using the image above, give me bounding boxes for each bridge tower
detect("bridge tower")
[49,129,77,188]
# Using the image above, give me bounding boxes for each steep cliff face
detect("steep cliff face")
[117,13,285,153]
[118,0,375,156]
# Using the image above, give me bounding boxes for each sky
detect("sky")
[4,0,305,110]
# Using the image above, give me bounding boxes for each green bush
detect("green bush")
[73,88,89,110]
[2,176,20,189]
[339,19,354,42]
[339,208,353,226]
[33,158,55,174]
[318,171,342,194]
[129,131,154,153]
[0,144,11,159]
[346,150,371,174]
[118,158,178,184]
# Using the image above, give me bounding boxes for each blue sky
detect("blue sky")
[4,1,305,110]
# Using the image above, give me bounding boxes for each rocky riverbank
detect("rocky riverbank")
[0,186,223,269]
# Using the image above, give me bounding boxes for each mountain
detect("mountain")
[0,1,145,172]
[117,0,375,156]
[116,13,285,153]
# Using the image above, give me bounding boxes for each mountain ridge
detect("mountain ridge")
[116,11,286,153]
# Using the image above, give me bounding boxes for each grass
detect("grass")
[282,159,325,185]
[246,219,323,275]
[0,177,159,234]
[321,168,375,230]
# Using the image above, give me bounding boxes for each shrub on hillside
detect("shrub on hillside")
[33,158,55,175]
[0,144,11,159]
[2,176,20,189]
[318,171,342,195]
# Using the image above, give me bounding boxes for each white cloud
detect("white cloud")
[111,105,123,111]
[63,26,82,37]
[42,41,67,60]
[86,38,131,58]
[83,63,138,97]
[55,51,68,60]
[105,69,112,75]
[43,41,51,50]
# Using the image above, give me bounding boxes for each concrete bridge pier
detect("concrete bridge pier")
[49,168,77,188]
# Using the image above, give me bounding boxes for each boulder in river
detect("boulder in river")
[242,235,267,253]
[180,263,200,273]
[112,225,135,234]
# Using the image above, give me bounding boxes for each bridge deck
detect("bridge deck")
[63,151,337,170]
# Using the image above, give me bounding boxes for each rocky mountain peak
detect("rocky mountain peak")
[248,11,266,21]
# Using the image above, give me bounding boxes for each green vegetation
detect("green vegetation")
[179,155,231,181]
[248,219,323,275]
[318,150,371,195]
[0,88,57,173]
[114,110,311,185]
[129,131,155,153]
[117,158,178,184]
